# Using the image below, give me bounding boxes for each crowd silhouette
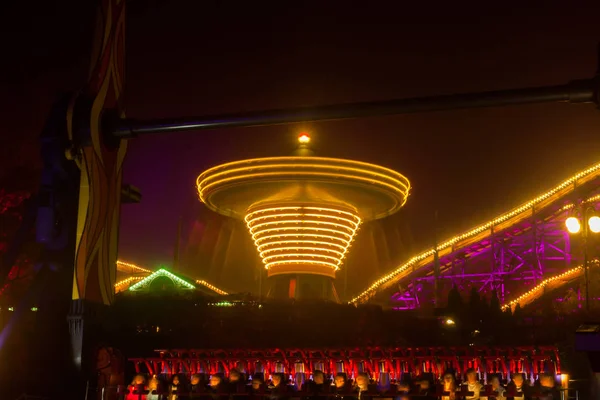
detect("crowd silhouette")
[121,367,564,400]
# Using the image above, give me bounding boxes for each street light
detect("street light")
[565,206,599,312]
[589,216,600,233]
[566,216,581,234]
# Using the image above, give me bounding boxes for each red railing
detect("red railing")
[129,346,560,380]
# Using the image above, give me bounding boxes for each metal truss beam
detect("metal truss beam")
[389,205,593,307]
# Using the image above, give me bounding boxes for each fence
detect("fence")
[129,346,561,381]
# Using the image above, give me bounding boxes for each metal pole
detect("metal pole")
[585,208,591,313]
[585,244,590,312]
[112,79,596,138]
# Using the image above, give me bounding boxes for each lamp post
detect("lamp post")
[565,206,600,312]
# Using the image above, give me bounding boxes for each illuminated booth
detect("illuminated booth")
[196,135,410,302]
[114,262,229,296]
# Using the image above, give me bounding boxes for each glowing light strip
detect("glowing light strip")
[129,268,196,291]
[246,206,361,271]
[247,206,360,219]
[197,157,411,195]
[116,260,152,273]
[248,213,361,228]
[199,157,409,183]
[500,263,595,310]
[249,219,358,234]
[199,171,407,209]
[252,226,355,241]
[114,276,143,288]
[257,240,347,252]
[263,252,342,264]
[255,233,349,246]
[562,194,600,210]
[352,161,600,304]
[260,246,346,258]
[196,280,229,295]
[267,260,341,270]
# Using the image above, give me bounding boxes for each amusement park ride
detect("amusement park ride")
[352,164,600,310]
[196,135,410,301]
[5,0,600,396]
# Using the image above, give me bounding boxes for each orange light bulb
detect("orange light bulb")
[298,134,311,144]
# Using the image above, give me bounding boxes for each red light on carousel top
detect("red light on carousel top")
[298,133,311,144]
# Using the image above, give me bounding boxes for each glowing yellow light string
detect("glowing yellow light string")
[199,171,408,208]
[197,157,411,194]
[257,240,348,252]
[246,213,361,228]
[114,276,143,288]
[245,206,361,219]
[249,219,358,234]
[267,260,341,270]
[255,234,350,246]
[196,280,229,295]
[116,260,152,273]
[252,226,355,241]
[263,252,342,263]
[499,263,596,310]
[260,246,346,258]
[562,194,600,210]
[246,206,361,271]
[351,161,600,304]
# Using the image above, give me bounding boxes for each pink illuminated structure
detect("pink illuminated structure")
[352,162,600,310]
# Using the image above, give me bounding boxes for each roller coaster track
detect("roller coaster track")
[352,161,600,306]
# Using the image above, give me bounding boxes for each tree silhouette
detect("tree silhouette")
[513,303,523,321]
[489,290,501,315]
[447,284,462,315]
[468,287,481,308]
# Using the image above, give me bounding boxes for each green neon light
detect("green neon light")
[211,301,233,307]
[129,268,196,291]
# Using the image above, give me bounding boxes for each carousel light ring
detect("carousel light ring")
[245,206,361,276]
[196,157,411,220]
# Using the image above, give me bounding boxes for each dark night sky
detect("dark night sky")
[3,1,600,295]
